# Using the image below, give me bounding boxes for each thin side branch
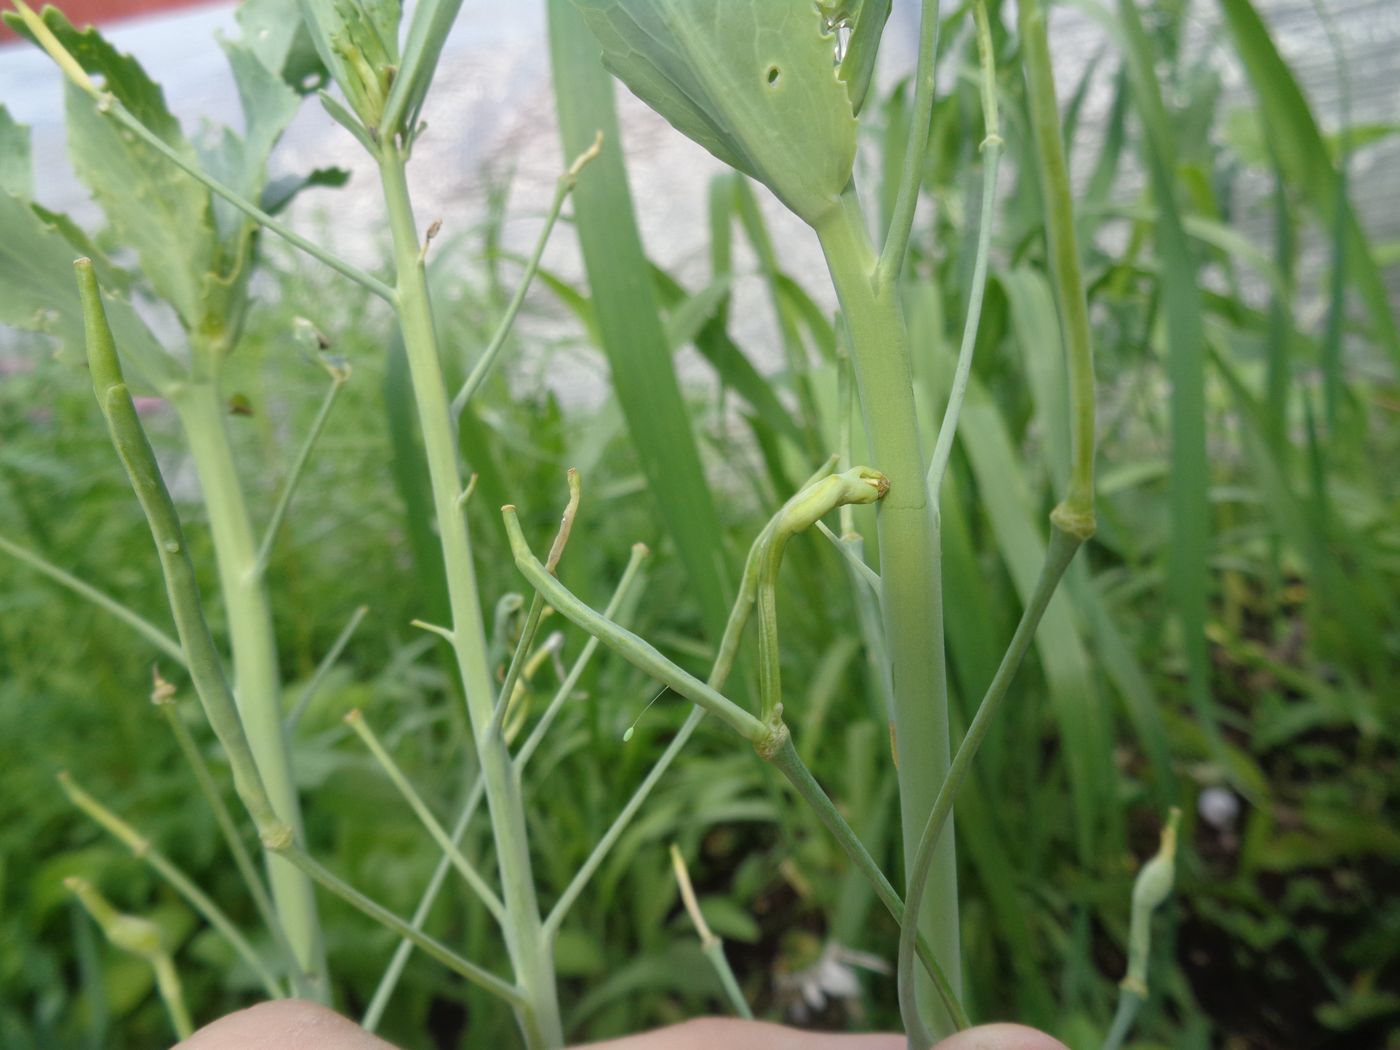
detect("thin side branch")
[876,0,942,290]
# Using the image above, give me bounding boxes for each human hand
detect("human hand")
[176,1000,1068,1050]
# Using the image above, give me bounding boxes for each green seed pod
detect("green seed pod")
[1122,807,1181,997]
[65,876,165,960]
[576,0,859,226]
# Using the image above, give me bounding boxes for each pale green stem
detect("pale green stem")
[79,260,325,991]
[75,261,284,845]
[815,187,961,1033]
[896,527,1083,1047]
[1019,0,1097,537]
[155,697,307,996]
[172,377,326,994]
[767,739,968,1031]
[254,372,347,576]
[362,784,479,1031]
[545,707,706,935]
[927,0,1003,497]
[671,844,752,1019]
[877,0,942,291]
[362,546,648,1032]
[502,507,767,745]
[377,142,561,1048]
[270,842,527,1008]
[151,954,193,1040]
[490,593,547,739]
[450,137,601,417]
[702,940,751,1020]
[0,532,185,666]
[506,493,963,1025]
[814,520,882,597]
[523,468,839,936]
[58,772,284,998]
[344,709,507,924]
[285,604,369,732]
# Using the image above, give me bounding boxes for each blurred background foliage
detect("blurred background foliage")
[0,0,1397,1047]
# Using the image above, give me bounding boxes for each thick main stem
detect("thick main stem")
[173,380,326,998]
[814,187,960,1034]
[377,147,562,1049]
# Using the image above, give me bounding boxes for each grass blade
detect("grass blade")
[547,0,736,643]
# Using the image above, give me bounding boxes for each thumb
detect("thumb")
[934,1024,1069,1050]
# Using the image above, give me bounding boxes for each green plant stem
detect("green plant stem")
[344,709,507,924]
[362,545,649,1032]
[271,843,526,1008]
[702,939,751,1020]
[79,259,327,994]
[815,520,882,596]
[815,186,961,1033]
[1019,0,1097,535]
[877,0,941,290]
[171,377,326,994]
[502,507,767,745]
[151,953,193,1040]
[671,844,752,1019]
[545,706,706,934]
[492,592,549,738]
[254,372,346,576]
[506,498,964,1026]
[362,784,479,1031]
[927,0,1003,497]
[75,262,282,842]
[767,739,968,1031]
[58,773,284,999]
[285,604,369,732]
[0,532,185,666]
[896,526,1083,1046]
[155,698,306,996]
[377,143,561,1049]
[450,137,600,417]
[1100,992,1140,1050]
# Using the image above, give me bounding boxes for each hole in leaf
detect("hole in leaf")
[766,66,781,86]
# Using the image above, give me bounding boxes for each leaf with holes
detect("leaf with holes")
[575,0,857,226]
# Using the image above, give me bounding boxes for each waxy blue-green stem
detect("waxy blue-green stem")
[76,258,327,995]
[171,376,327,994]
[814,186,961,1033]
[154,683,308,998]
[363,544,651,1031]
[897,527,1083,1046]
[671,844,752,1019]
[376,140,562,1048]
[504,475,966,1028]
[0,532,185,665]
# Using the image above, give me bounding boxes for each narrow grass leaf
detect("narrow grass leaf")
[548,0,736,641]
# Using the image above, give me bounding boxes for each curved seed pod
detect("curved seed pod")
[65,877,165,959]
[753,465,888,726]
[575,0,858,226]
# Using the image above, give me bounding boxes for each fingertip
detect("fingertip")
[933,1023,1070,1050]
[175,1000,398,1050]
